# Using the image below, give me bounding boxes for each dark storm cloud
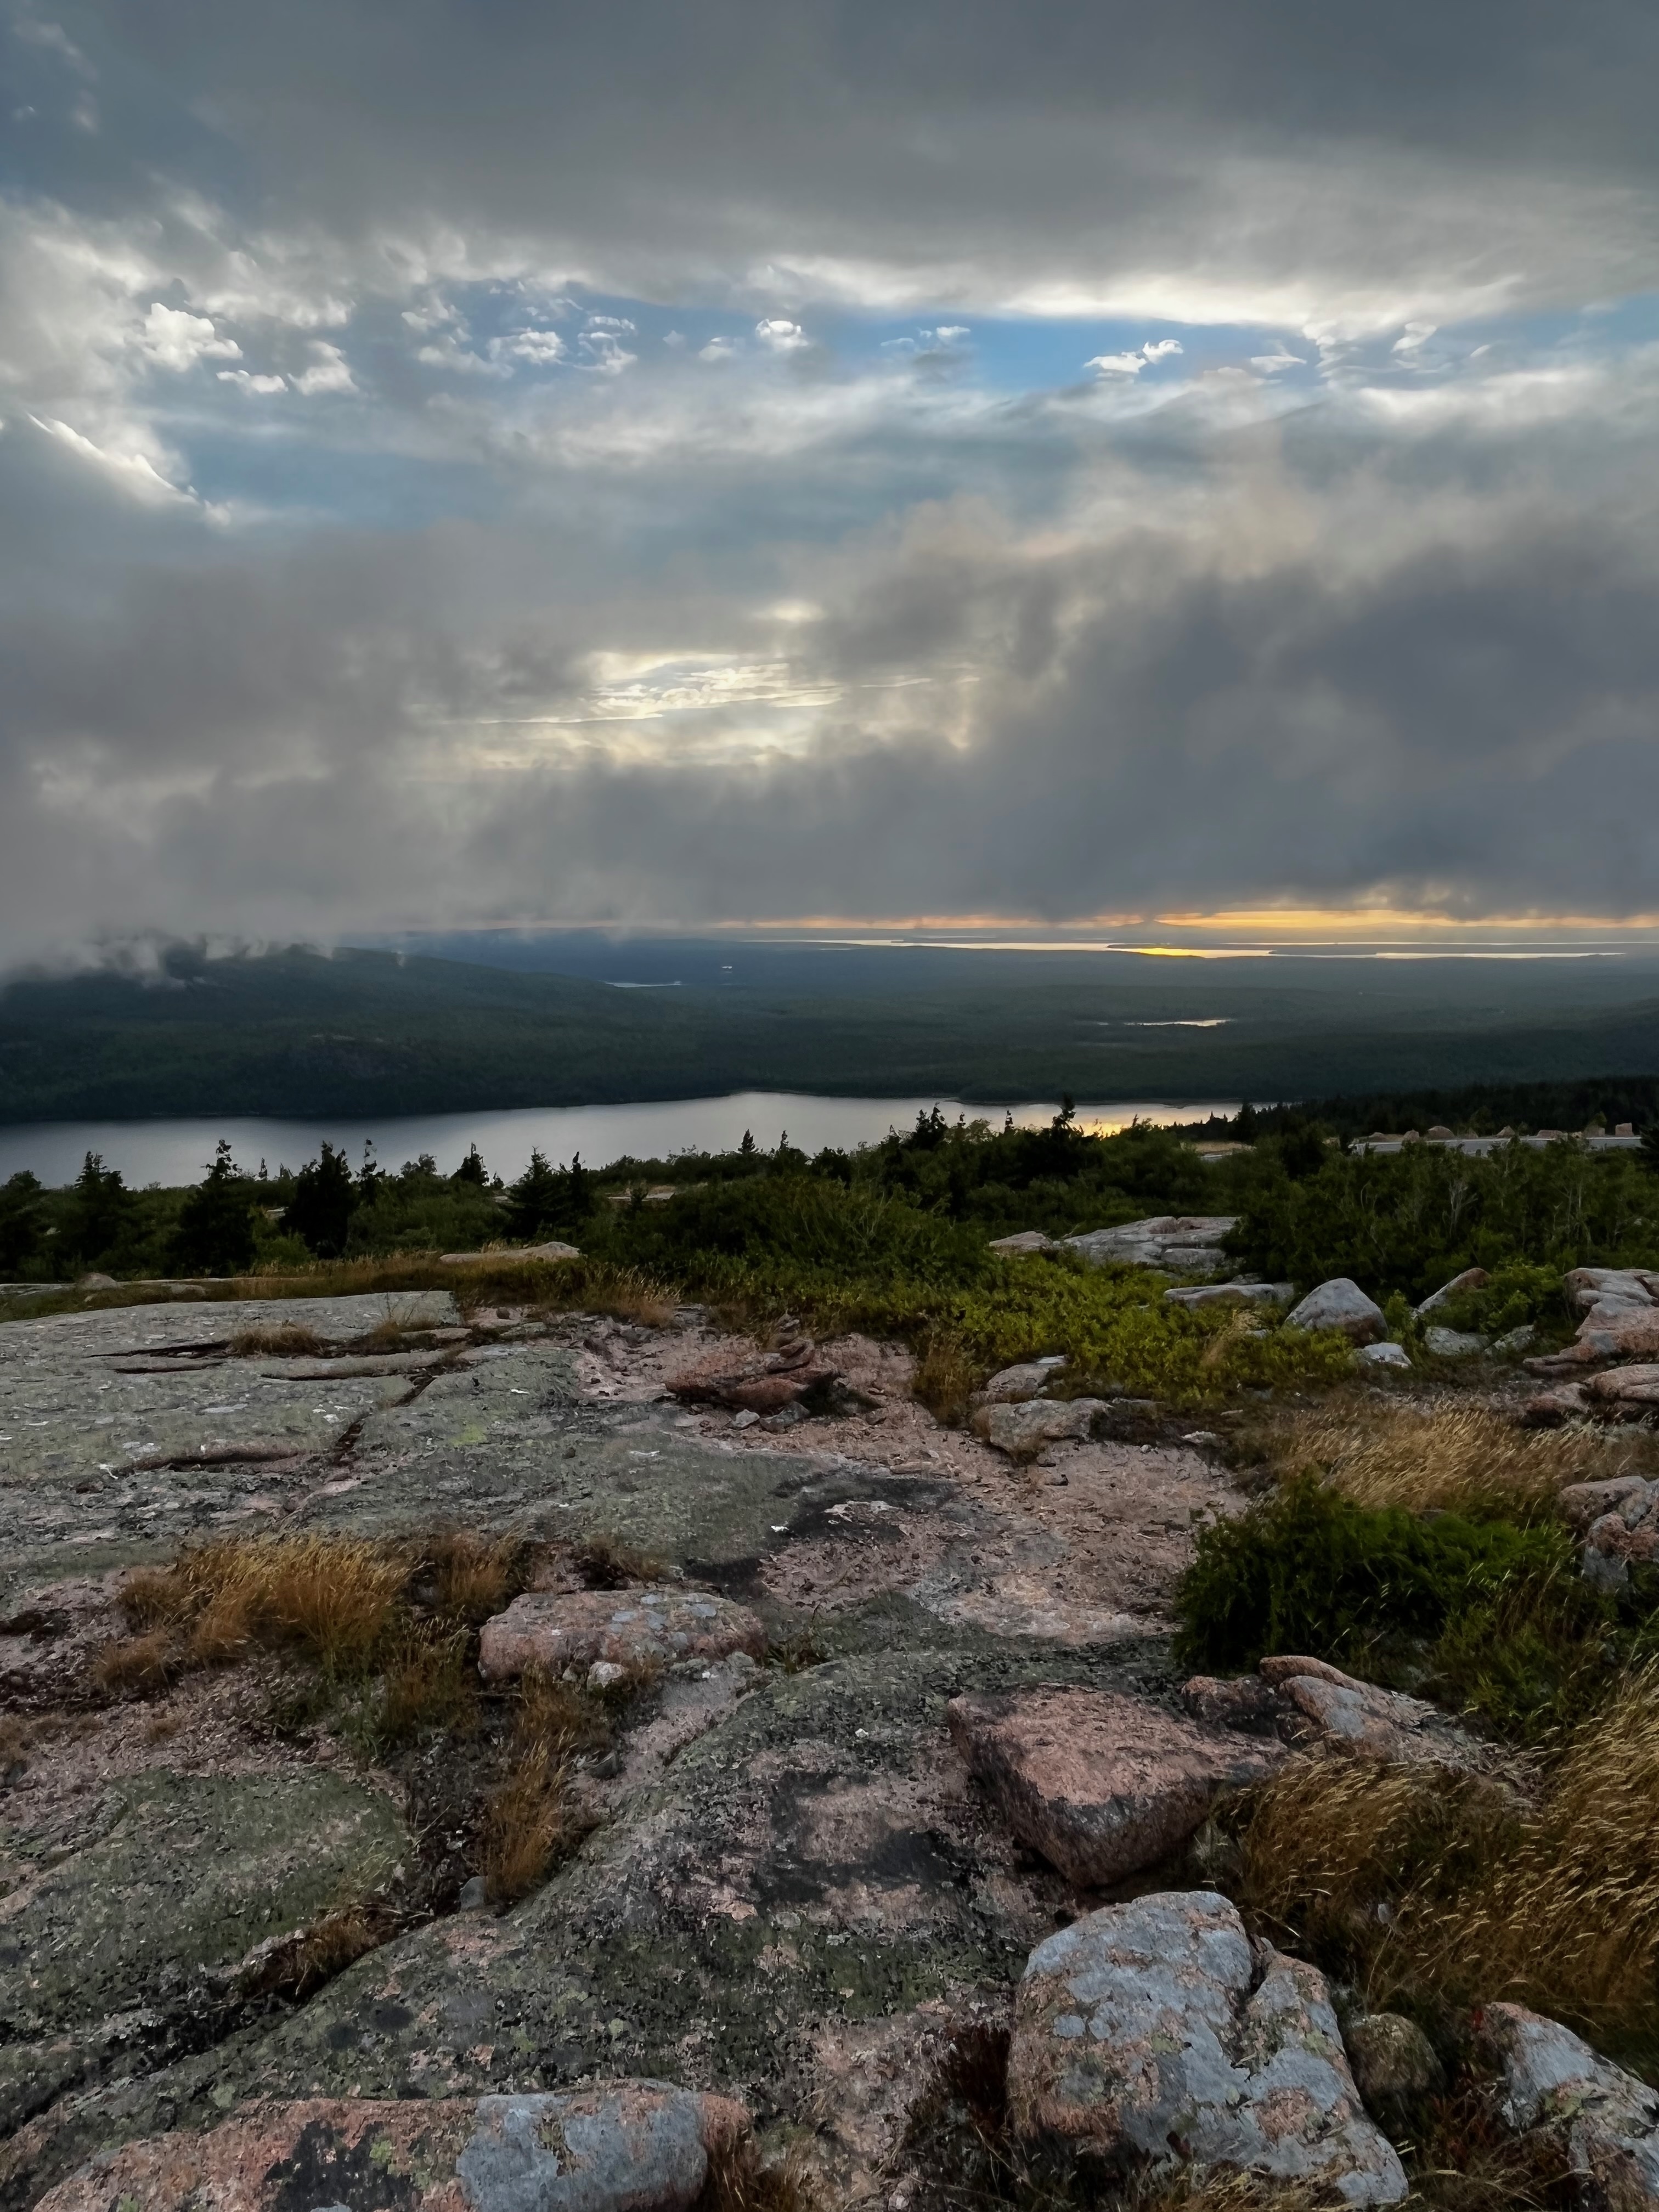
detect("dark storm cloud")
[3,0,1659,956]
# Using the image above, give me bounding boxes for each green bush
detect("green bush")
[1173,1478,1582,1678]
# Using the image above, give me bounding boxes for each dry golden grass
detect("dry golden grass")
[281,1904,383,1997]
[227,1322,326,1357]
[1260,1396,1654,1517]
[374,1623,475,1741]
[92,1627,182,1696]
[912,1328,977,1426]
[1232,1668,1659,2041]
[422,1529,524,1622]
[481,1737,584,1905]
[1127,2174,1334,2212]
[701,2137,818,2212]
[117,1533,405,1679]
[480,1663,610,1906]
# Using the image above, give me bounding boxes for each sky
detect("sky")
[5,0,1659,968]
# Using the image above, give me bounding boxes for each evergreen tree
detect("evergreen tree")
[64,1152,136,1271]
[0,1171,46,1277]
[506,1149,590,1237]
[285,1141,357,1257]
[453,1144,489,1186]
[170,1141,258,1276]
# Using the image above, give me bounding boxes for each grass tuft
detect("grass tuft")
[1227,1668,1659,2053]
[1260,1396,1656,1519]
[227,1322,326,1357]
[92,1627,183,1696]
[912,1329,978,1426]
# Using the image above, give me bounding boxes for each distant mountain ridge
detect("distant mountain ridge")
[3,942,1659,1122]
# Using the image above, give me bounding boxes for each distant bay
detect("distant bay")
[0,1092,1239,1189]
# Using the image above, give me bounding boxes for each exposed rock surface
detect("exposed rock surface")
[0,1291,1248,2208]
[35,2083,749,2212]
[1060,1217,1237,1274]
[946,1687,1284,1886]
[988,1232,1054,1256]
[1183,1655,1486,1770]
[1283,1280,1388,1345]
[1164,1282,1293,1309]
[1007,1892,1407,2204]
[1,1768,407,2135]
[1477,2002,1659,2208]
[1529,1270,1659,1370]
[477,1589,768,1680]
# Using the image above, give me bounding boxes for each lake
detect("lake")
[0,1093,1239,1188]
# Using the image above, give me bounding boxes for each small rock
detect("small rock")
[479,1590,766,1681]
[1357,1342,1412,1369]
[75,1272,119,1290]
[989,1231,1055,1255]
[1415,1266,1489,1317]
[1424,1325,1488,1358]
[1283,1279,1389,1345]
[1345,2012,1444,2122]
[969,1397,1113,1459]
[588,1660,627,1690]
[456,1874,488,1910]
[1007,1891,1407,2204]
[1164,1282,1294,1308]
[1490,1324,1536,1356]
[946,1688,1284,1886]
[975,1359,1068,1404]
[35,2085,751,2212]
[732,1409,760,1429]
[1476,2002,1659,2207]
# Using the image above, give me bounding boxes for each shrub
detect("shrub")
[1173,1477,1583,1678]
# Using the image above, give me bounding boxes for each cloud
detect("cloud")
[140,303,241,372]
[3,1,1659,957]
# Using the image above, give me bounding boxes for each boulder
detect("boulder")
[1060,1216,1238,1276]
[990,1231,1056,1256]
[1476,2002,1659,2208]
[1415,1267,1489,1317]
[1007,1892,1407,2204]
[1345,2013,1444,2124]
[1164,1282,1294,1308]
[36,2084,751,2212]
[1588,1362,1659,1407]
[1356,1342,1412,1370]
[1563,1267,1659,1319]
[969,1397,1113,1458]
[478,1590,767,1681]
[1183,1656,1485,1772]
[1284,1280,1389,1346]
[946,1688,1284,1887]
[1424,1325,1488,1358]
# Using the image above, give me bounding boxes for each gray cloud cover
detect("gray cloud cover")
[3,0,1659,958]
